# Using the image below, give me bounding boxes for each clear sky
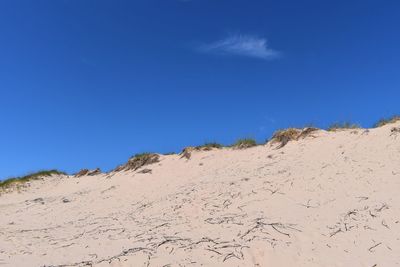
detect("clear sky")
[1,0,399,178]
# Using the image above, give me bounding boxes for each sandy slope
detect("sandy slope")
[1,122,400,267]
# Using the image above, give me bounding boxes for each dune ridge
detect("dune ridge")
[1,122,400,266]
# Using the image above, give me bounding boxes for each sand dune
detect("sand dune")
[1,122,400,267]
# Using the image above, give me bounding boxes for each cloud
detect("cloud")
[199,34,280,60]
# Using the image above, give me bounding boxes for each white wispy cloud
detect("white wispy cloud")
[199,34,280,60]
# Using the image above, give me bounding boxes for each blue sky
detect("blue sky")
[1,0,399,178]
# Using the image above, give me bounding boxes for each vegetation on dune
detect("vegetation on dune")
[297,127,319,139]
[270,127,319,148]
[6,115,400,180]
[74,168,101,177]
[195,142,223,151]
[327,122,360,131]
[114,152,160,172]
[180,147,195,159]
[133,152,154,159]
[0,170,66,190]
[373,115,400,128]
[163,152,177,155]
[130,153,160,167]
[270,128,302,148]
[232,138,257,149]
[178,142,224,160]
[271,128,301,141]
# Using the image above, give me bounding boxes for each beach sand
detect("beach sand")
[1,122,400,266]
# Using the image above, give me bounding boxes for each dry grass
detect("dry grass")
[327,122,360,131]
[271,128,301,148]
[179,143,223,160]
[180,147,194,159]
[195,142,223,151]
[374,115,400,128]
[298,127,319,139]
[232,138,257,149]
[270,127,319,148]
[114,153,160,171]
[0,170,66,190]
[163,152,177,155]
[75,168,101,177]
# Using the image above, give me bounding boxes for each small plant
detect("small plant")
[0,170,66,190]
[133,152,153,159]
[180,147,195,159]
[373,115,400,128]
[163,152,177,155]
[270,128,301,148]
[196,142,223,151]
[327,122,360,131]
[114,152,160,172]
[129,153,160,169]
[269,127,319,149]
[232,138,257,149]
[75,168,101,177]
[297,127,319,139]
[179,143,223,160]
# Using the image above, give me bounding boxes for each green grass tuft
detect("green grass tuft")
[132,152,153,159]
[232,138,257,149]
[0,170,66,190]
[196,142,223,150]
[327,122,360,131]
[163,152,177,155]
[373,115,400,128]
